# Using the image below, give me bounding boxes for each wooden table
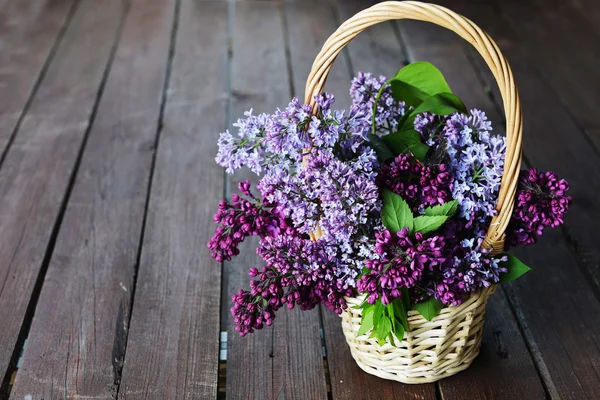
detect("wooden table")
[1,0,599,398]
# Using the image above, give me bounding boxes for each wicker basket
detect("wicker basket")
[342,286,496,383]
[305,1,523,384]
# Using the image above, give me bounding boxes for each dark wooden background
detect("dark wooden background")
[0,0,599,398]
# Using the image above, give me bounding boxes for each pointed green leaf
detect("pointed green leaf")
[412,92,467,116]
[382,189,413,233]
[498,254,532,284]
[413,215,449,235]
[424,200,458,218]
[389,80,430,108]
[392,297,409,332]
[391,62,452,107]
[372,301,384,327]
[400,287,411,314]
[388,332,396,347]
[375,317,392,346]
[398,92,467,133]
[367,134,395,162]
[381,129,430,161]
[357,306,375,337]
[392,322,405,342]
[413,297,444,321]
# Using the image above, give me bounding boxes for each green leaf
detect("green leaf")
[382,189,413,233]
[372,301,384,327]
[391,62,452,107]
[381,129,430,161]
[498,254,532,284]
[391,323,405,344]
[389,80,431,108]
[357,306,375,337]
[392,297,409,332]
[413,215,449,235]
[367,134,395,162]
[412,92,467,116]
[424,200,458,218]
[387,332,396,347]
[375,317,392,346]
[398,93,467,134]
[413,297,444,321]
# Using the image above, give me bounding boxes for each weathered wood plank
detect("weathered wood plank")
[225,2,328,399]
[0,0,124,392]
[0,0,77,153]
[8,0,176,398]
[334,0,409,79]
[494,0,600,140]
[116,1,224,398]
[395,17,547,399]
[283,0,351,110]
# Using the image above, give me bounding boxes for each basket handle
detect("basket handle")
[305,1,522,254]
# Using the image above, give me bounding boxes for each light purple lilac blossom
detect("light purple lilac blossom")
[442,110,506,222]
[350,72,406,137]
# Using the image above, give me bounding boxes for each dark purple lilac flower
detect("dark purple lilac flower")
[432,239,508,306]
[379,153,454,210]
[230,233,360,335]
[207,181,292,262]
[357,228,445,305]
[505,168,572,248]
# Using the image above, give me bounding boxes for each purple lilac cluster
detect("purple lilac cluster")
[231,233,359,335]
[357,228,445,305]
[350,72,406,137]
[257,148,380,241]
[216,93,372,176]
[216,110,271,174]
[211,69,572,336]
[379,153,454,210]
[442,110,506,222]
[414,112,449,147]
[505,168,572,248]
[433,231,508,306]
[207,181,293,262]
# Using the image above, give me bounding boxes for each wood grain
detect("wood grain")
[0,0,124,391]
[0,0,77,153]
[333,0,409,80]
[225,2,328,399]
[8,0,175,398]
[116,1,225,398]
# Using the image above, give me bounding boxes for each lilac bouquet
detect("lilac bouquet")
[208,62,571,344]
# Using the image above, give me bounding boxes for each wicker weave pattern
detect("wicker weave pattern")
[341,286,496,383]
[305,1,522,254]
